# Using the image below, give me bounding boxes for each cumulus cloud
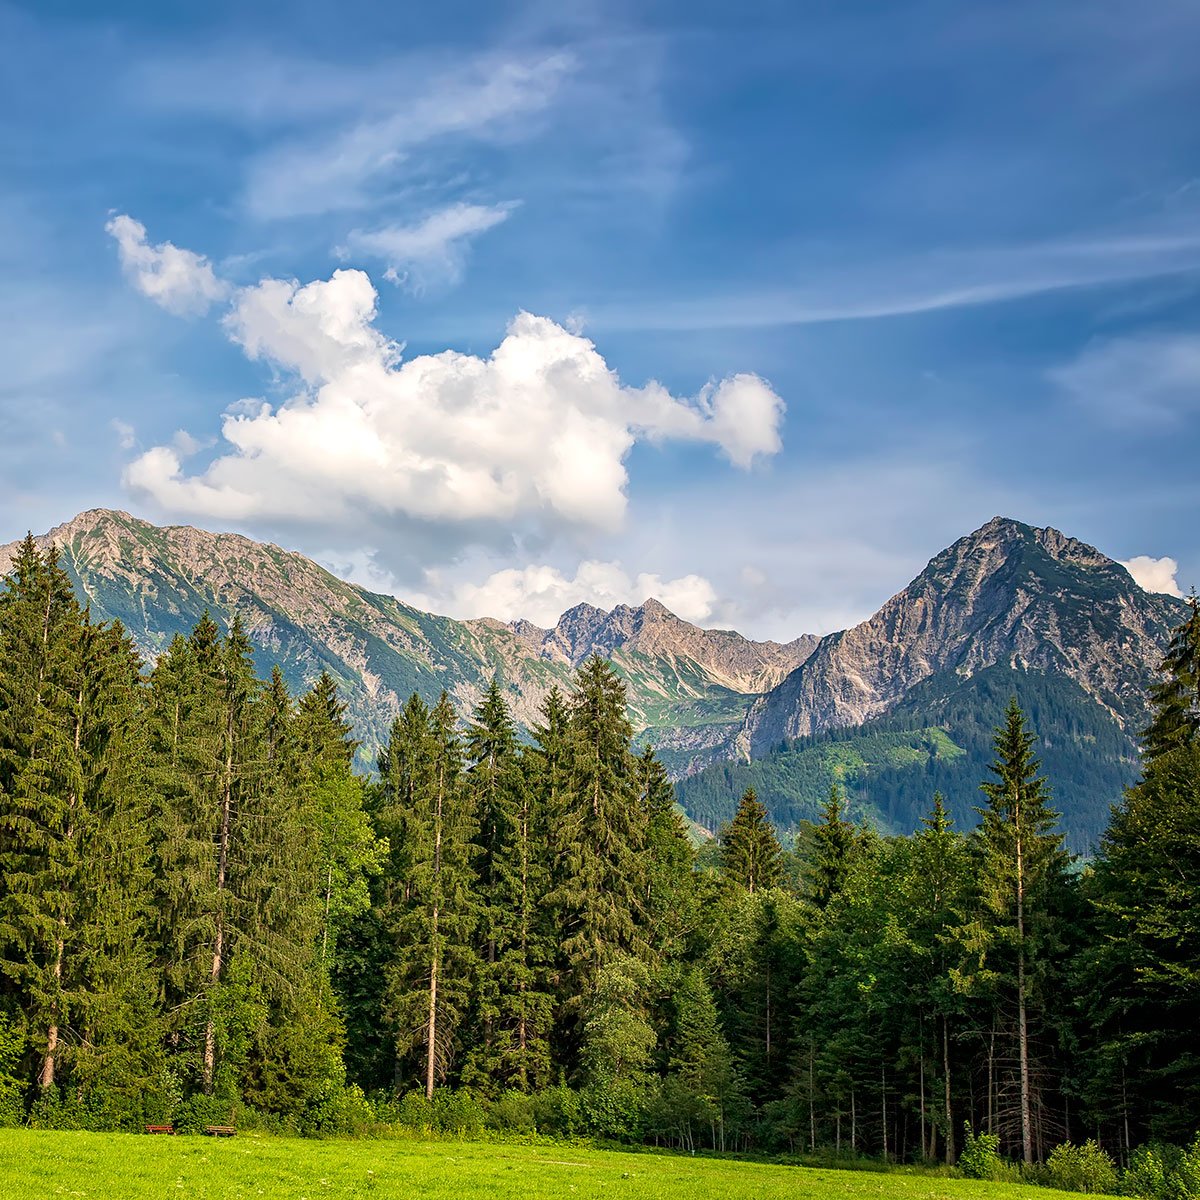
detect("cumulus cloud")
[416,560,719,626]
[124,267,785,532]
[1051,333,1200,425]
[340,201,516,290]
[105,215,228,316]
[1121,554,1184,597]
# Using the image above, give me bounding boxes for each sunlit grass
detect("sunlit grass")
[0,1129,1085,1200]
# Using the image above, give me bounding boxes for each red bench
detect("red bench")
[145,1124,175,1135]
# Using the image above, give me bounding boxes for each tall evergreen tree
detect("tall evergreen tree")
[1142,593,1200,762]
[1084,603,1200,1143]
[0,539,87,1093]
[971,699,1070,1164]
[720,787,783,894]
[547,658,648,1035]
[377,693,477,1098]
[809,783,857,909]
[463,679,553,1092]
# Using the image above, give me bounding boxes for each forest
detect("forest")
[0,535,1197,1182]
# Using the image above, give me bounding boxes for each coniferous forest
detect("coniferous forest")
[1,537,1198,1179]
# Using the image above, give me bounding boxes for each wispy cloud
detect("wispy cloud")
[1051,331,1200,425]
[584,229,1200,332]
[339,201,517,290]
[241,52,574,219]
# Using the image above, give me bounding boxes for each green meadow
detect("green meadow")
[0,1130,1085,1200]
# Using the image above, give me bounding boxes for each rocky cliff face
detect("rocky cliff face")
[0,510,803,767]
[741,516,1186,754]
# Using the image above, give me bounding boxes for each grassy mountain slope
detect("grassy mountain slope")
[678,665,1142,852]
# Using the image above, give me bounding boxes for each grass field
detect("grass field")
[0,1130,1082,1200]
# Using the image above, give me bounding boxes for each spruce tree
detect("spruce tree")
[809,782,857,909]
[1086,612,1200,1142]
[637,744,695,959]
[720,787,782,894]
[547,658,647,1039]
[462,680,553,1092]
[973,699,1070,1164]
[0,539,87,1093]
[377,693,477,1098]
[1142,594,1200,762]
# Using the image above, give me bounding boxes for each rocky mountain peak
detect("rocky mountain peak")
[741,515,1188,752]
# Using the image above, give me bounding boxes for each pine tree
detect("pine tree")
[546,658,648,1041]
[0,538,87,1093]
[1142,594,1200,763]
[809,782,857,909]
[901,794,971,1162]
[462,679,553,1092]
[377,693,477,1098]
[973,699,1070,1164]
[636,744,695,959]
[1085,617,1200,1142]
[720,788,782,894]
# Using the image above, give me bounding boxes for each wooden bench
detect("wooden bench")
[204,1125,236,1137]
[145,1124,175,1135]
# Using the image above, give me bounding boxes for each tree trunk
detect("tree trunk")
[943,1015,955,1163]
[204,705,235,1094]
[425,758,446,1102]
[1015,794,1033,1165]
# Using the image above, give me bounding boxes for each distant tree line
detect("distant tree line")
[0,535,1197,1170]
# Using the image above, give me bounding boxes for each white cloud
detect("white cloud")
[340,201,516,290]
[1051,333,1200,425]
[242,53,573,219]
[111,419,137,450]
[1121,554,1183,596]
[416,560,719,626]
[104,215,228,316]
[124,267,785,532]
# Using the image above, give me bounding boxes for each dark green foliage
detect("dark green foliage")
[1141,595,1200,763]
[720,788,783,894]
[1085,616,1200,1144]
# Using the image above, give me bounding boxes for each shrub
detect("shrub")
[959,1123,1017,1181]
[1124,1138,1200,1200]
[1047,1140,1120,1194]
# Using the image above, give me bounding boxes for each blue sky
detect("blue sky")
[2,0,1198,637]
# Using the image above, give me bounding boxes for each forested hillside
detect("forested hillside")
[1,538,1198,1172]
[678,666,1140,851]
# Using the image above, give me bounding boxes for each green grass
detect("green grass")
[0,1130,1081,1200]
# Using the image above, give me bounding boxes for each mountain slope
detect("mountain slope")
[740,516,1186,755]
[679,664,1142,851]
[0,510,804,765]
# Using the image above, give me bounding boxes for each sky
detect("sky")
[2,0,1199,639]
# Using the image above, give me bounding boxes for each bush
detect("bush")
[530,1084,581,1138]
[959,1123,1018,1181]
[1047,1140,1120,1194]
[1124,1138,1200,1200]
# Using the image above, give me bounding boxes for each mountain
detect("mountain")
[1,510,1186,848]
[0,509,808,768]
[680,517,1188,850]
[740,516,1185,751]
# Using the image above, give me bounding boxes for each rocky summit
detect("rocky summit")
[739,516,1185,754]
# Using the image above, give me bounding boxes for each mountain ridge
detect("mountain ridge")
[0,509,805,769]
